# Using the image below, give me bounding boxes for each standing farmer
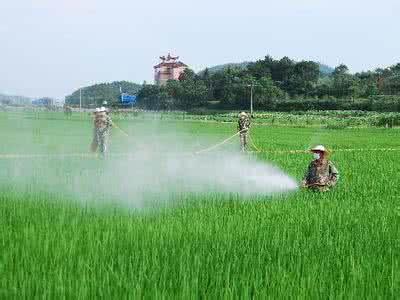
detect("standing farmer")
[301,145,339,192]
[91,107,112,156]
[63,104,72,117]
[237,112,251,152]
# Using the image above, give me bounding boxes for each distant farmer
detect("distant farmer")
[301,145,339,192]
[238,111,250,152]
[63,104,72,117]
[91,107,112,156]
[102,100,112,114]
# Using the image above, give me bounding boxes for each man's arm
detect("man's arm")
[106,115,113,129]
[328,162,339,186]
[301,163,312,187]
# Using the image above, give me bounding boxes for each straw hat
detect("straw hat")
[310,145,329,153]
[95,107,106,113]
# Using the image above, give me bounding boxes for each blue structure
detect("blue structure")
[32,98,53,107]
[120,93,137,106]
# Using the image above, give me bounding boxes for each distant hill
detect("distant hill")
[0,93,31,106]
[198,62,251,75]
[65,81,142,107]
[319,63,335,76]
[200,61,334,76]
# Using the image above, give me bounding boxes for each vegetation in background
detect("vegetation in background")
[197,61,251,75]
[65,81,142,107]
[8,110,399,129]
[137,55,400,112]
[61,55,400,112]
[0,93,31,106]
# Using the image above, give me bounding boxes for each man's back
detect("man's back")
[238,117,250,132]
[94,112,111,130]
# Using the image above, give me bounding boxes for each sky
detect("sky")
[0,0,399,99]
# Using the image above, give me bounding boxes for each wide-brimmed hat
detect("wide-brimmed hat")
[239,112,247,117]
[310,145,329,153]
[95,107,106,113]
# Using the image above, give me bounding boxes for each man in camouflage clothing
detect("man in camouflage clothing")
[301,145,339,192]
[91,107,112,156]
[238,112,251,152]
[63,104,72,117]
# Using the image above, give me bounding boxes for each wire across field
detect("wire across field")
[0,147,400,159]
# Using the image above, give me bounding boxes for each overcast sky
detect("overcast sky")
[0,0,399,99]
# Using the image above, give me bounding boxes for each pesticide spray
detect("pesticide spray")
[2,116,298,208]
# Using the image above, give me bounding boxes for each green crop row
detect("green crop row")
[0,112,399,298]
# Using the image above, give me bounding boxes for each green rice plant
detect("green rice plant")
[0,111,399,298]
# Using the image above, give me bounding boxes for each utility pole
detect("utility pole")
[79,88,82,111]
[247,83,256,115]
[250,84,254,115]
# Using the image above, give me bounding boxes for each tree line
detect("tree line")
[65,81,142,107]
[137,55,400,112]
[0,93,31,106]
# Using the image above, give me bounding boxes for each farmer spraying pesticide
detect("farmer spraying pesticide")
[238,112,250,152]
[91,106,112,156]
[301,145,339,192]
[63,104,72,117]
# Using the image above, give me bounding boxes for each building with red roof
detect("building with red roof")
[154,54,188,86]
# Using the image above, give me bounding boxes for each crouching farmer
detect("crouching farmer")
[301,145,339,192]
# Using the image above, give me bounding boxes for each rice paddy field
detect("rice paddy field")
[1,110,400,298]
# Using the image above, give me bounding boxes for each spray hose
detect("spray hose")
[195,128,261,154]
[2,122,397,159]
[111,121,130,137]
[110,121,247,154]
[248,131,261,152]
[0,148,399,159]
[194,129,248,154]
[108,121,239,154]
[96,123,400,155]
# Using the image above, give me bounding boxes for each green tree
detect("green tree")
[166,69,209,109]
[65,81,141,107]
[176,79,208,109]
[286,61,320,96]
[136,85,174,110]
[211,67,243,107]
[247,55,274,79]
[274,56,295,83]
[332,65,360,98]
[333,64,349,76]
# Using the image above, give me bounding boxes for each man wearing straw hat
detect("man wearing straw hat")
[301,145,339,192]
[238,112,250,152]
[91,106,112,156]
